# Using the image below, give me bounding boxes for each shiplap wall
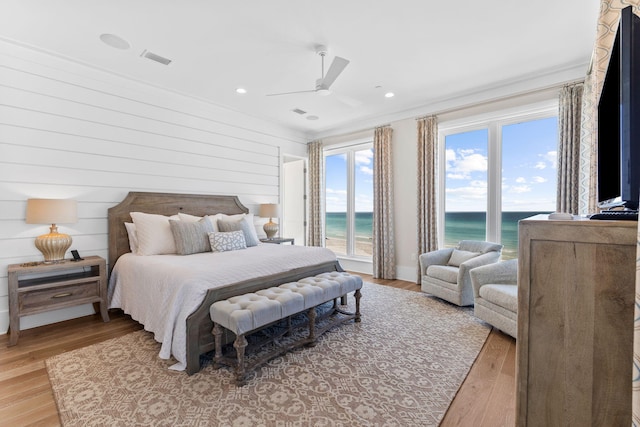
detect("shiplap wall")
[0,40,308,333]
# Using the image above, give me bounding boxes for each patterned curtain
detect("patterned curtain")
[307,140,324,247]
[373,126,396,279]
[579,69,598,214]
[557,83,584,214]
[417,116,438,284]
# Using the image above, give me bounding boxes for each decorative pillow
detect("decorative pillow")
[178,212,221,232]
[169,218,214,255]
[447,249,480,267]
[124,222,139,254]
[129,212,179,256]
[217,215,260,247]
[208,231,247,252]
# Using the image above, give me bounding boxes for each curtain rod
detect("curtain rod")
[414,78,584,120]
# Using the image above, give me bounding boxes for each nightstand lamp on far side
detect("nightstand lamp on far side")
[259,203,280,239]
[25,198,77,264]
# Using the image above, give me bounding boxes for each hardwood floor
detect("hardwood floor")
[0,274,515,426]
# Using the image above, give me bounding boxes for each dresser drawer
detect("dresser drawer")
[19,281,101,313]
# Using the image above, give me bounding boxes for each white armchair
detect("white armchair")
[419,240,503,306]
[470,259,518,338]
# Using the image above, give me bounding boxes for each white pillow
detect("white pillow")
[130,212,179,256]
[177,212,202,222]
[124,222,139,254]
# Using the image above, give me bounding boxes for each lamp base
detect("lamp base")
[263,220,279,239]
[35,225,72,263]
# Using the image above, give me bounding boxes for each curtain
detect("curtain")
[307,140,324,247]
[417,116,438,284]
[557,83,584,214]
[373,126,396,279]
[579,70,597,214]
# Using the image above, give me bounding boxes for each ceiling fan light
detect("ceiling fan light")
[317,88,331,96]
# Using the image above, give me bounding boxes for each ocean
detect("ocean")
[325,211,549,259]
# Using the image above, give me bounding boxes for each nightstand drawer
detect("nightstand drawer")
[19,281,100,313]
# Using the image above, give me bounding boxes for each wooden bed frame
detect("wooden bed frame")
[107,191,343,374]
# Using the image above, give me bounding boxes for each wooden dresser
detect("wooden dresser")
[517,215,636,426]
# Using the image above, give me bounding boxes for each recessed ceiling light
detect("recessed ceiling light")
[99,33,130,50]
[385,92,395,98]
[306,115,319,121]
[236,87,247,94]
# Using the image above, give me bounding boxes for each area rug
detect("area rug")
[46,283,490,426]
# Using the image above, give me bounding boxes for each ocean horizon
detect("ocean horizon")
[325,211,550,258]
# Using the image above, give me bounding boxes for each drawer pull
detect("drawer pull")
[52,292,72,299]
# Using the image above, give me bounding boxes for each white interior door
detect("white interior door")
[282,159,305,245]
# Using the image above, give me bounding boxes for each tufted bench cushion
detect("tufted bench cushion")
[210,272,362,385]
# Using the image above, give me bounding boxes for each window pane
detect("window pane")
[444,129,488,247]
[325,153,347,254]
[354,148,373,256]
[501,117,557,259]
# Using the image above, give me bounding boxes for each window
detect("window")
[440,107,558,259]
[324,142,374,258]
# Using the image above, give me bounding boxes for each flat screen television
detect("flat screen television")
[597,6,640,211]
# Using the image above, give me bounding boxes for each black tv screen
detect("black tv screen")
[597,6,640,210]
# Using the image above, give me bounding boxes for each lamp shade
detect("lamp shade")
[26,199,77,224]
[259,203,280,219]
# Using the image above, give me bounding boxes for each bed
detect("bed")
[107,191,343,375]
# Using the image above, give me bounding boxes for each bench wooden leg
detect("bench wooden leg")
[212,323,224,368]
[354,289,362,323]
[234,334,248,385]
[307,307,317,347]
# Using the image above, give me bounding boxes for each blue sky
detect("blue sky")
[324,116,557,214]
[446,117,558,212]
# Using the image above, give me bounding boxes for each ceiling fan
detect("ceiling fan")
[267,45,350,97]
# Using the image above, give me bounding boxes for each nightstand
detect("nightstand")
[7,255,109,346]
[260,237,295,245]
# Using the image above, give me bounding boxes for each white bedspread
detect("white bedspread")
[108,244,336,370]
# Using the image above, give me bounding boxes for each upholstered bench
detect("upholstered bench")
[210,272,362,385]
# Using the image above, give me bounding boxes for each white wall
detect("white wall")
[0,40,308,333]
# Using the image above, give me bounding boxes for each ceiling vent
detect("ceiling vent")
[140,50,172,65]
[292,108,307,115]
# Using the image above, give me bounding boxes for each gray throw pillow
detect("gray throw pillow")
[169,218,214,255]
[217,217,259,247]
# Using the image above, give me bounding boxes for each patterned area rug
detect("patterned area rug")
[46,283,490,426]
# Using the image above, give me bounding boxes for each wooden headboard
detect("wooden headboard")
[107,192,249,276]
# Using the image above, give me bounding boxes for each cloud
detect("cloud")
[509,185,532,194]
[532,176,547,183]
[446,149,487,180]
[355,149,373,165]
[359,165,373,175]
[516,177,526,183]
[534,162,546,170]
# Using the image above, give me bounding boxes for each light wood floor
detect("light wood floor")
[0,274,516,426]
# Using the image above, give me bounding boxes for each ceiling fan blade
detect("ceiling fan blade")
[321,56,349,89]
[266,89,317,96]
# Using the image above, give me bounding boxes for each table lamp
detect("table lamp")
[26,198,78,263]
[259,203,280,239]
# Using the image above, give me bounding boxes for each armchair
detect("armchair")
[419,240,503,306]
[470,259,518,338]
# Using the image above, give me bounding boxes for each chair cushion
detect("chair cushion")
[458,240,503,254]
[478,284,517,313]
[426,265,459,284]
[447,249,480,267]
